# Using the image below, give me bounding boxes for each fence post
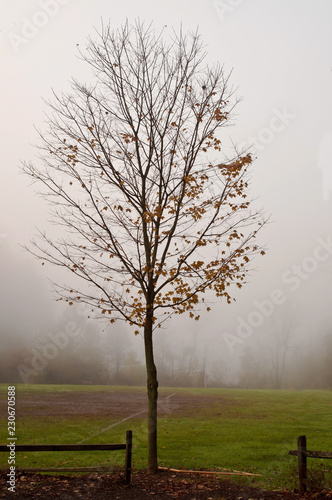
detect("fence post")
[125,430,132,484]
[298,435,307,493]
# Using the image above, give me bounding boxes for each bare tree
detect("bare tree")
[23,21,266,473]
[268,309,299,389]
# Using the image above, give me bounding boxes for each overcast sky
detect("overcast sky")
[1,0,332,368]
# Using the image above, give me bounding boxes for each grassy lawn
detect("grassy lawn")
[0,384,331,490]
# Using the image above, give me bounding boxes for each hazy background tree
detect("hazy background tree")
[1,305,331,389]
[23,21,266,472]
[267,310,299,389]
[239,346,268,389]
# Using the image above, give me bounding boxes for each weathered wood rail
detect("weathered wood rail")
[289,435,332,492]
[0,430,132,484]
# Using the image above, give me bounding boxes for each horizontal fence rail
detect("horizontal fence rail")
[1,444,127,452]
[0,430,132,484]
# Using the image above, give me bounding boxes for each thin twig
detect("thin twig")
[158,466,261,477]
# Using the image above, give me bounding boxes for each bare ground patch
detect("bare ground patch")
[2,469,332,500]
[0,388,241,420]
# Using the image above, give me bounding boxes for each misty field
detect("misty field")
[0,384,331,490]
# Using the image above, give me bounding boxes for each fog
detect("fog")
[1,1,332,388]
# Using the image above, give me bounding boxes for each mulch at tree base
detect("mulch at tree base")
[1,469,332,500]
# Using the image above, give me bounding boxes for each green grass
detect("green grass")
[1,384,332,490]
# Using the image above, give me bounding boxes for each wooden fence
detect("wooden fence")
[289,435,332,492]
[0,430,132,484]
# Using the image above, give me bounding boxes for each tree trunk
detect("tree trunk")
[144,308,159,474]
